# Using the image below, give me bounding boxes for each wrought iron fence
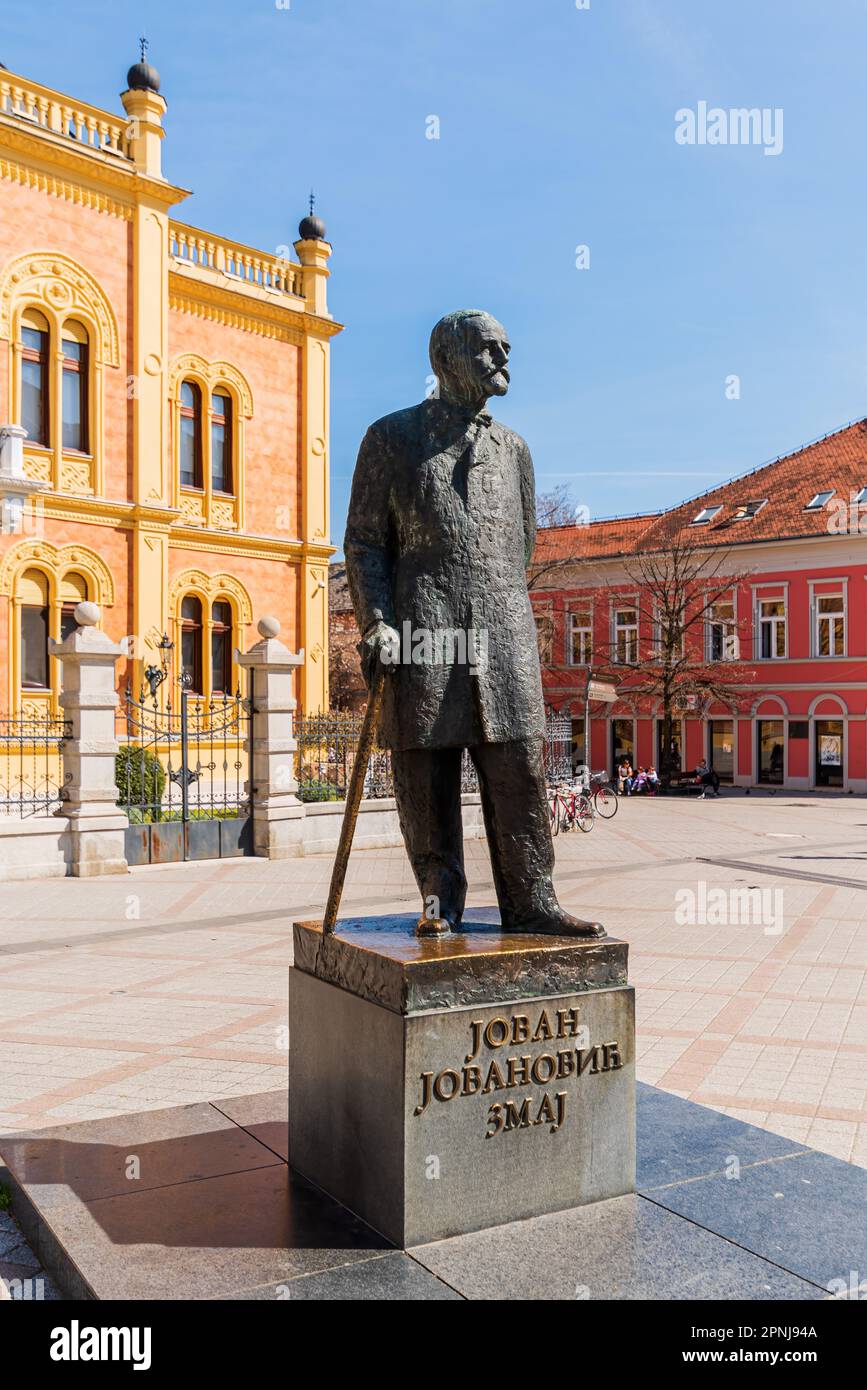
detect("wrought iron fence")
[118,683,251,824]
[295,710,398,801]
[0,712,71,817]
[294,708,574,801]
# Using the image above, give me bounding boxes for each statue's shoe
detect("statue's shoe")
[505,911,607,939]
[415,914,455,938]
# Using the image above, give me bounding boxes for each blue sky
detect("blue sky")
[6,0,867,550]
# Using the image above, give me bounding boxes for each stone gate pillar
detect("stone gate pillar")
[49,601,128,877]
[238,617,305,859]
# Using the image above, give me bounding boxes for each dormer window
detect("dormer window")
[805,490,834,510]
[691,504,723,525]
[854,486,867,504]
[732,499,767,521]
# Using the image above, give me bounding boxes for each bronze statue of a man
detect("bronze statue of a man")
[344,309,604,940]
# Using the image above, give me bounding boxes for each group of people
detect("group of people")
[616,758,722,798]
[616,761,660,795]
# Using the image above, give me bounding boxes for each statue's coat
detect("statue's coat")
[344,395,545,751]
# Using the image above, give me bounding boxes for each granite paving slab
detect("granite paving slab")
[211,1090,288,1162]
[2,1084,861,1300]
[412,1193,826,1300]
[643,1148,867,1293]
[223,1250,463,1300]
[32,1163,389,1300]
[0,1101,282,1215]
[636,1081,810,1189]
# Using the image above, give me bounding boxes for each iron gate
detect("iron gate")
[119,675,253,864]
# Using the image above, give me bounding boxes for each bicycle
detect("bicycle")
[587,769,619,819]
[549,785,595,834]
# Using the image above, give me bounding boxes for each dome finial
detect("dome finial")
[299,191,327,242]
[127,37,161,94]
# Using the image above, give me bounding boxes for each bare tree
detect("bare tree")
[553,532,754,788]
[536,485,579,528]
[529,487,587,592]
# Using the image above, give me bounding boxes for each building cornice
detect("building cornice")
[0,121,190,211]
[170,531,305,561]
[30,495,334,564]
[168,272,344,342]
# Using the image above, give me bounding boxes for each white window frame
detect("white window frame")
[805,490,834,511]
[757,597,787,660]
[568,611,592,666]
[733,499,768,522]
[706,596,738,662]
[813,591,845,658]
[613,604,638,665]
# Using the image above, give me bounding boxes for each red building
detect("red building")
[531,419,867,792]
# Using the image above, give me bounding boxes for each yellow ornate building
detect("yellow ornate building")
[0,50,340,720]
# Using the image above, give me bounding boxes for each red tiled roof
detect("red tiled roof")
[535,513,658,562]
[534,418,867,563]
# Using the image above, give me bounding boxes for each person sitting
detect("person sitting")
[617,759,634,795]
[646,764,659,791]
[631,766,649,794]
[695,758,721,798]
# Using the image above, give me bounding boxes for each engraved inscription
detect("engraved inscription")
[413,1004,624,1138]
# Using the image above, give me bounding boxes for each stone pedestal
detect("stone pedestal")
[49,603,128,878]
[289,913,635,1248]
[237,618,305,860]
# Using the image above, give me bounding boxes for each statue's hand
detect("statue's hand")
[359,621,400,685]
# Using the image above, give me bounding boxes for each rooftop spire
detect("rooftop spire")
[126,36,161,94]
[298,190,327,242]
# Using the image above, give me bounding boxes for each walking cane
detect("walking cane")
[322,660,386,935]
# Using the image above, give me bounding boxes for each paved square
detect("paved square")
[0,792,865,1166]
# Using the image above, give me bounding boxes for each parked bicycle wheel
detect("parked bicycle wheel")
[549,794,561,836]
[593,783,619,818]
[576,793,595,832]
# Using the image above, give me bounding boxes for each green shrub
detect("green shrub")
[116,746,166,819]
[298,780,344,803]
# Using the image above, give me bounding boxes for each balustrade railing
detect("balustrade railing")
[0,72,131,159]
[170,222,304,298]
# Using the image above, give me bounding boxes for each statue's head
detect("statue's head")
[429,310,510,410]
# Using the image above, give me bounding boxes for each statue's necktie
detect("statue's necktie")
[462,412,493,470]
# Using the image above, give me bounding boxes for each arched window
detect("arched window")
[179,381,203,489]
[211,600,233,694]
[20,309,50,448]
[60,572,88,642]
[20,568,50,690]
[61,320,89,453]
[210,390,233,493]
[181,595,203,693]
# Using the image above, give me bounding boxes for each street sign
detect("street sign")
[586,680,618,704]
